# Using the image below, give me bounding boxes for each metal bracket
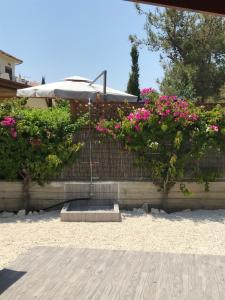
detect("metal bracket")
[89,70,107,101]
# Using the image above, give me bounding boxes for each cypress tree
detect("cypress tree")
[41,76,46,85]
[127,44,140,100]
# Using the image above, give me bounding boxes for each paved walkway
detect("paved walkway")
[1,247,225,299]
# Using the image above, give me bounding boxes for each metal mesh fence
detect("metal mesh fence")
[58,129,151,181]
[57,129,225,182]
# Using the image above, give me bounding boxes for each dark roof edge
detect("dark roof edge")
[0,50,23,64]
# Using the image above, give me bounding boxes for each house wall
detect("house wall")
[1,181,225,212]
[0,86,17,99]
[0,54,16,80]
[26,98,49,109]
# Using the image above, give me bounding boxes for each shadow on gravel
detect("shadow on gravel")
[122,209,225,223]
[0,210,60,224]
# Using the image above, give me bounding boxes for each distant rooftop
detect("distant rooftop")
[0,50,23,65]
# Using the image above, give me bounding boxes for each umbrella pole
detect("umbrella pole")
[89,70,107,101]
[103,70,107,101]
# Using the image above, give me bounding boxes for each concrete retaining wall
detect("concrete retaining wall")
[1,181,225,211]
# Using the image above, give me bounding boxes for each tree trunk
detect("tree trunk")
[161,190,169,210]
[22,171,31,214]
[161,172,169,210]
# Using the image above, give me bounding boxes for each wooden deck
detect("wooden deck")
[1,247,225,299]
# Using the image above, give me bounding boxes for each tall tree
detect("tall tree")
[134,6,225,100]
[127,43,140,99]
[41,76,52,107]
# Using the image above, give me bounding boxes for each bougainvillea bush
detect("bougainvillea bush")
[0,100,87,212]
[96,89,225,202]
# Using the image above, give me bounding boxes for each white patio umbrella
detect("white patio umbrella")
[17,75,137,102]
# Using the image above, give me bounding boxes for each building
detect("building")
[0,50,30,99]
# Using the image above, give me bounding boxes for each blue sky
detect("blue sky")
[0,0,163,91]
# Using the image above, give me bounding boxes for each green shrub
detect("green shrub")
[0,100,88,212]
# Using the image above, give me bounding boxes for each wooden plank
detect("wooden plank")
[29,192,65,200]
[30,182,64,192]
[119,194,163,200]
[1,247,225,299]
[171,182,225,193]
[119,182,160,193]
[0,192,23,198]
[0,182,23,191]
[167,192,225,199]
[0,198,23,211]
[167,199,225,208]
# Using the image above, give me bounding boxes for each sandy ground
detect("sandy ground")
[1,209,225,269]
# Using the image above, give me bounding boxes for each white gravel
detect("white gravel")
[1,209,225,269]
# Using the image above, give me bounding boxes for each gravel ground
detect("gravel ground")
[1,209,225,269]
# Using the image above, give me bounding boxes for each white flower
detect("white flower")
[149,142,159,149]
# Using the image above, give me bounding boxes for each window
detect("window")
[5,66,12,80]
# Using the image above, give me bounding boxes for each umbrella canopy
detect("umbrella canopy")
[17,76,137,102]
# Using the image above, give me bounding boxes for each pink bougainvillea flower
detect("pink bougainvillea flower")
[127,113,135,121]
[10,128,17,139]
[115,124,121,130]
[134,124,141,132]
[96,125,107,133]
[188,114,198,121]
[127,108,151,122]
[96,125,102,132]
[155,96,199,123]
[135,113,142,120]
[209,125,219,132]
[0,116,16,127]
[140,88,156,96]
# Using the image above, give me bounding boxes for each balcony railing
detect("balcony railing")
[0,73,28,84]
[15,75,28,85]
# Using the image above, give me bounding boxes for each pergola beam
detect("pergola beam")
[126,0,225,16]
